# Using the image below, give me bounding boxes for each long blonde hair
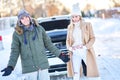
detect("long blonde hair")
[70,15,82,26]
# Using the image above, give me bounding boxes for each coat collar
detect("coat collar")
[15,18,39,35]
[67,20,86,46]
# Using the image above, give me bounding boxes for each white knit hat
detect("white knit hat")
[71,3,82,16]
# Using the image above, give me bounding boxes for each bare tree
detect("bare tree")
[21,0,25,9]
[112,0,120,7]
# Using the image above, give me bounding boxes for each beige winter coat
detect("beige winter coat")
[66,20,99,77]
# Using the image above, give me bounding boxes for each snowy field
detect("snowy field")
[0,18,120,80]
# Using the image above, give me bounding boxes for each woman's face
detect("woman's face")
[20,16,30,27]
[71,15,80,23]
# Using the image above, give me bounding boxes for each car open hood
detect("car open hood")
[38,18,70,31]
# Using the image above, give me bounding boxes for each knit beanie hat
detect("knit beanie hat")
[71,3,82,16]
[17,9,32,26]
[18,9,30,20]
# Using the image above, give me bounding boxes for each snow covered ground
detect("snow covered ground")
[0,18,120,80]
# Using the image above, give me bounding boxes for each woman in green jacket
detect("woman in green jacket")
[1,9,70,80]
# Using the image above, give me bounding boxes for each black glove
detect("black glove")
[59,52,70,63]
[1,66,13,76]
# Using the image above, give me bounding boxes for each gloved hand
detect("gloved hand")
[1,66,13,76]
[59,52,70,63]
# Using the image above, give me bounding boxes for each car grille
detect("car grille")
[46,49,68,58]
[46,49,68,73]
[48,64,67,73]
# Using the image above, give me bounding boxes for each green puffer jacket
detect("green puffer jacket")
[8,19,61,74]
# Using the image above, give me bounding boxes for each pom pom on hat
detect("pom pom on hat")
[71,3,82,16]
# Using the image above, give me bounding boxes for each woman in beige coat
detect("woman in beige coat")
[66,3,99,80]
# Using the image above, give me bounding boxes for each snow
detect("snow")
[0,17,120,80]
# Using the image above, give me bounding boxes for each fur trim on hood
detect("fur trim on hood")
[15,18,39,35]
